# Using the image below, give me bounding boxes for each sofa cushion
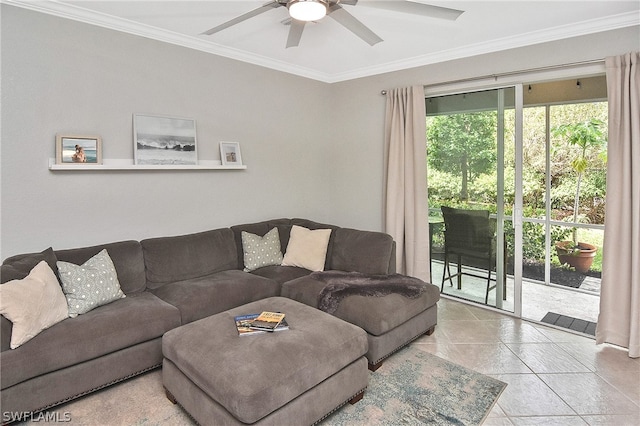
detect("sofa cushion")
[57,249,126,317]
[241,228,283,272]
[251,265,312,285]
[55,241,146,294]
[281,275,440,336]
[0,261,68,349]
[151,270,281,324]
[1,247,59,283]
[0,291,180,390]
[282,225,332,272]
[331,228,395,274]
[141,228,238,288]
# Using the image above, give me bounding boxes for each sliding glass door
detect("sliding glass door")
[426,86,522,313]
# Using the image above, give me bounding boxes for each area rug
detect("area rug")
[18,346,505,426]
[321,347,507,426]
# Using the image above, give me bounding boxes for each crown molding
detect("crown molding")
[3,1,638,83]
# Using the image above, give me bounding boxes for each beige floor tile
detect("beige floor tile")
[539,373,640,415]
[493,374,575,417]
[437,297,484,321]
[438,319,504,343]
[509,415,588,425]
[556,341,640,374]
[581,414,640,425]
[494,319,554,344]
[506,343,592,373]
[533,325,596,344]
[443,343,532,375]
[595,368,640,403]
[483,417,515,425]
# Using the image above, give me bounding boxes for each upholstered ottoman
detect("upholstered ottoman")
[281,272,441,370]
[162,296,369,425]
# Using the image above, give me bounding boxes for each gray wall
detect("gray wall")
[1,4,638,259]
[1,5,335,258]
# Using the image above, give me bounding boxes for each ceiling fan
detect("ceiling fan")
[201,0,464,48]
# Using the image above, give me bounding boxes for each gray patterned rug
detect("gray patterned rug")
[321,347,506,426]
[19,346,504,425]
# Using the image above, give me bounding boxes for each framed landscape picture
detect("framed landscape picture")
[220,141,242,166]
[133,114,197,165]
[56,134,102,165]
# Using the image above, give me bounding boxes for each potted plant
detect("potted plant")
[552,119,606,273]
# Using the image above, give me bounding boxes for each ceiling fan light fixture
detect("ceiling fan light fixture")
[288,0,328,22]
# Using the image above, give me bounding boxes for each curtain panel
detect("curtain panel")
[596,52,640,358]
[383,86,430,281]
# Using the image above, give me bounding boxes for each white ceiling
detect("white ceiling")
[7,1,640,82]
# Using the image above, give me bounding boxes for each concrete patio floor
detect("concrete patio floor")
[431,260,600,334]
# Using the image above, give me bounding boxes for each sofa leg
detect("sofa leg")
[424,326,436,336]
[368,361,383,372]
[165,388,177,404]
[349,390,365,405]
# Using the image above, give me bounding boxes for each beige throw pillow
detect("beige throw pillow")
[0,261,68,349]
[282,225,332,272]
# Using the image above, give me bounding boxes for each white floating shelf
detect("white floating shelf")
[49,159,246,171]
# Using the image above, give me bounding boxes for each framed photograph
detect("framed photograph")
[56,134,102,165]
[220,141,243,166]
[133,114,197,165]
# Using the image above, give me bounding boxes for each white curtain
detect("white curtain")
[383,86,430,282]
[596,52,640,358]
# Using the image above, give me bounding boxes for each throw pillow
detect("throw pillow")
[241,228,284,272]
[57,249,125,318]
[282,225,332,272]
[0,261,68,349]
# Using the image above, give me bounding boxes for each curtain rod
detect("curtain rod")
[380,58,605,95]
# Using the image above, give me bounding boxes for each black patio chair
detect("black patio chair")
[441,206,507,304]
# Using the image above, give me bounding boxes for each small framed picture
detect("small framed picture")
[220,142,243,166]
[56,134,102,165]
[133,114,197,165]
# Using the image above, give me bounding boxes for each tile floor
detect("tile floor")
[414,298,640,425]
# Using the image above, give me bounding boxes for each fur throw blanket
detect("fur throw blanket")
[311,271,428,314]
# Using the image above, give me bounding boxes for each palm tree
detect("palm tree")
[552,118,607,246]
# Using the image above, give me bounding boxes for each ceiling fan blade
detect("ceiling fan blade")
[201,1,282,35]
[286,19,306,48]
[340,0,359,5]
[328,4,383,46]
[361,1,464,21]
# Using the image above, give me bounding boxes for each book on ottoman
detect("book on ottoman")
[235,313,289,336]
[249,311,285,332]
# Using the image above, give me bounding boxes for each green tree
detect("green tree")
[552,118,607,244]
[427,112,497,200]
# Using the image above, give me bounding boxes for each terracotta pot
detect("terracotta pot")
[555,241,597,274]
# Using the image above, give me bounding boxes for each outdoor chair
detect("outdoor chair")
[441,206,507,304]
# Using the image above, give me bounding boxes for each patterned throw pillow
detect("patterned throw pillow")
[57,249,125,317]
[241,228,284,272]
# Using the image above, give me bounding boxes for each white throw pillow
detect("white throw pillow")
[57,249,125,318]
[282,225,332,272]
[0,261,68,349]
[242,228,284,272]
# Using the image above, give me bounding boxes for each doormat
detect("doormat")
[322,347,507,425]
[541,311,597,336]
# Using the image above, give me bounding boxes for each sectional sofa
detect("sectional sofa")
[0,218,440,422]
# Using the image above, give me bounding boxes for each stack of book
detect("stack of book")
[234,311,289,336]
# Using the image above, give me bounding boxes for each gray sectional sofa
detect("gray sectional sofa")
[0,218,439,422]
